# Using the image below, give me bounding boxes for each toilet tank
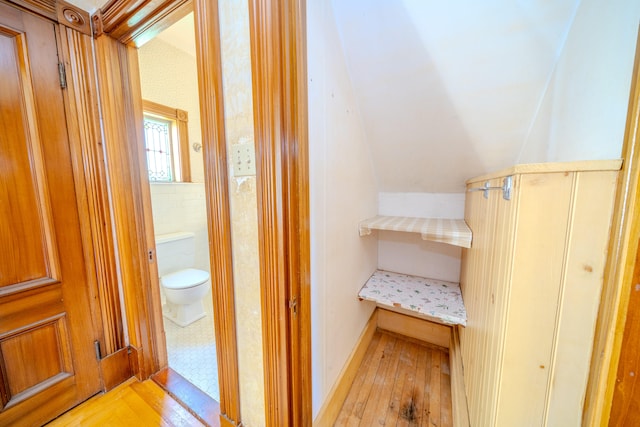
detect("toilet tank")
[155,232,195,277]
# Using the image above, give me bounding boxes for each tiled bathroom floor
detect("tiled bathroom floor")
[164,302,220,401]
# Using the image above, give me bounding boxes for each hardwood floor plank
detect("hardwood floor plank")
[46,378,204,426]
[383,340,409,425]
[429,350,442,426]
[120,385,174,426]
[131,380,206,426]
[396,342,420,427]
[334,330,452,427]
[440,353,452,427]
[47,379,135,426]
[420,349,434,427]
[335,331,389,425]
[354,334,395,419]
[412,343,428,426]
[359,337,403,426]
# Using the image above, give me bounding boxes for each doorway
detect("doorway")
[136,12,220,401]
[90,0,311,424]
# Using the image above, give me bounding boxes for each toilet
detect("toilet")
[155,232,211,327]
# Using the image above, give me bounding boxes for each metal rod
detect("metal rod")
[467,176,512,200]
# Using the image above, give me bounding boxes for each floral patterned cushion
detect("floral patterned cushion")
[358,269,467,326]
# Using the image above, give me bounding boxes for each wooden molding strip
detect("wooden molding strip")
[450,327,470,427]
[56,0,91,35]
[93,34,166,379]
[94,0,192,46]
[6,0,56,20]
[313,310,378,427]
[58,25,124,357]
[583,26,640,425]
[151,368,221,426]
[100,347,132,391]
[193,0,241,424]
[248,0,312,424]
[5,1,90,34]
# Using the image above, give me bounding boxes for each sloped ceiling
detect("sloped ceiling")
[331,0,581,192]
[67,0,583,193]
[155,13,196,57]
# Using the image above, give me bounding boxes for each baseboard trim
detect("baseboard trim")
[376,308,451,349]
[451,326,470,427]
[100,347,132,391]
[313,309,378,427]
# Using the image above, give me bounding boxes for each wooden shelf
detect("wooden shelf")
[359,215,472,248]
[358,270,467,327]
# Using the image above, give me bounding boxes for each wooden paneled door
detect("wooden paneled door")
[0,3,102,425]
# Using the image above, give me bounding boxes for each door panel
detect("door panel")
[0,3,102,425]
[0,26,51,288]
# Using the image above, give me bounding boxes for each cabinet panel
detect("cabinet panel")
[546,170,618,426]
[461,176,518,425]
[461,164,618,427]
[497,172,573,426]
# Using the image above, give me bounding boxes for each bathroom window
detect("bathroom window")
[142,99,191,182]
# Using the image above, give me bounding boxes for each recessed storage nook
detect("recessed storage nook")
[339,160,621,426]
[358,217,471,327]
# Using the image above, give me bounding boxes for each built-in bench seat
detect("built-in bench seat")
[358,269,467,327]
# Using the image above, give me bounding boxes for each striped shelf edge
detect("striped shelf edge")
[358,215,472,248]
[358,270,467,327]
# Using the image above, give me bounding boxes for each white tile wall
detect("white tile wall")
[150,183,210,273]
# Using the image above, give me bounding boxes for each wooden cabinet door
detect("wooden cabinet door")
[0,3,102,425]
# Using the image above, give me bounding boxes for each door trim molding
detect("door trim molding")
[92,0,192,47]
[93,34,167,379]
[193,0,241,423]
[91,0,242,425]
[5,0,91,35]
[248,0,312,424]
[58,23,124,360]
[584,26,640,425]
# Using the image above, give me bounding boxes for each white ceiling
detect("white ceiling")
[331,0,581,192]
[155,13,197,58]
[66,0,589,193]
[64,0,105,14]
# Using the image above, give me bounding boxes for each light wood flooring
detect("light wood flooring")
[335,330,452,426]
[46,378,205,426]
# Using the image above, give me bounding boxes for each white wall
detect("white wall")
[149,183,209,273]
[138,38,210,276]
[331,0,583,192]
[520,0,640,163]
[377,193,464,282]
[138,37,205,183]
[308,0,379,417]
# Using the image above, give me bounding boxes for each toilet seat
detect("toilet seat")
[161,268,209,290]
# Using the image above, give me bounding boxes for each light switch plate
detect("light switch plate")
[231,143,256,177]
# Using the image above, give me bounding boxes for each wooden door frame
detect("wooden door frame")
[25,0,313,423]
[91,0,243,425]
[248,0,311,425]
[584,26,640,425]
[91,0,313,424]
